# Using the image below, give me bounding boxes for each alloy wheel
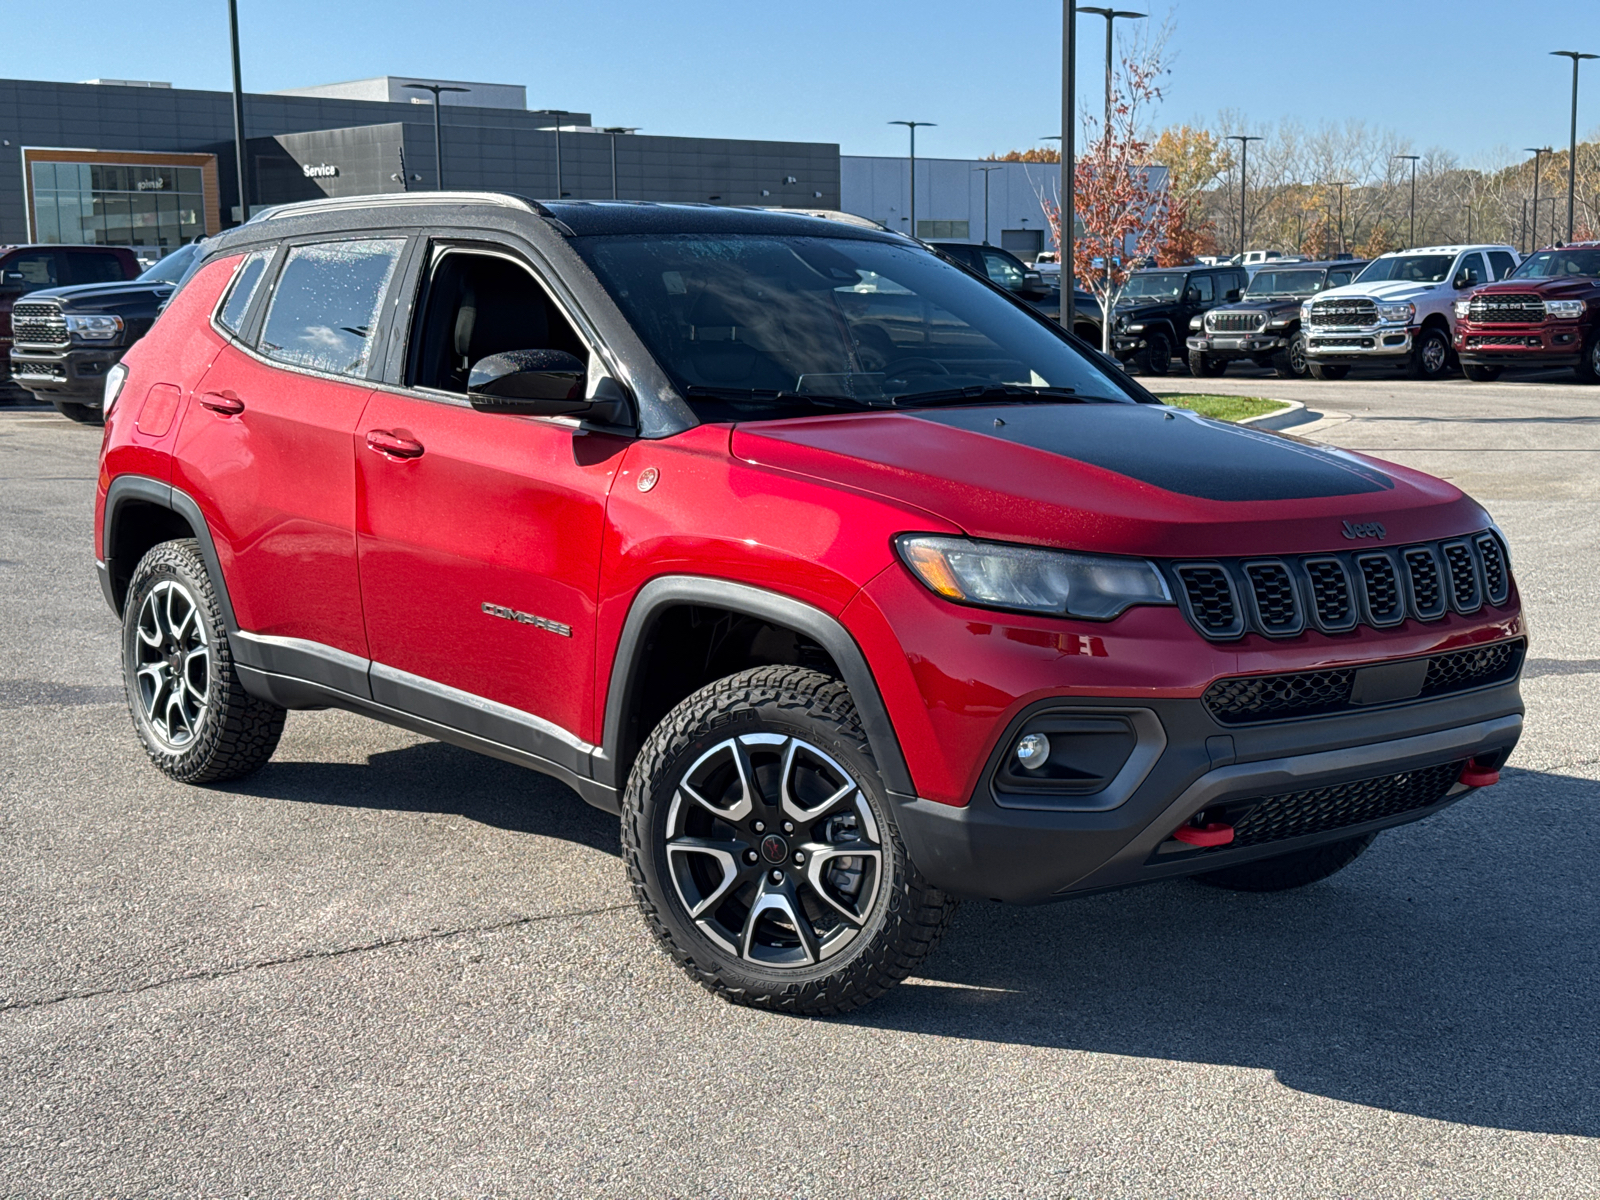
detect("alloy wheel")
[664,733,884,968]
[133,579,210,748]
[1421,333,1448,375]
[1289,336,1307,374]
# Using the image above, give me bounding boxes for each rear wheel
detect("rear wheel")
[1308,362,1350,380]
[1190,833,1377,893]
[622,666,957,1015]
[51,398,103,424]
[1575,331,1600,383]
[1135,330,1172,375]
[1463,364,1503,382]
[1407,326,1454,380]
[1187,350,1228,378]
[1272,332,1309,378]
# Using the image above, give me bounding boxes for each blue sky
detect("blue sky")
[25,0,1600,165]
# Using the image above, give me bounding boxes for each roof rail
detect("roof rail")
[261,191,542,221]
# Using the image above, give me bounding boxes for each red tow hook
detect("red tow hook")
[1172,820,1235,847]
[1460,759,1501,788]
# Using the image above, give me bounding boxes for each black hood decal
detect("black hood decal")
[910,405,1395,501]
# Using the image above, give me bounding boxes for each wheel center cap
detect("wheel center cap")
[760,834,789,864]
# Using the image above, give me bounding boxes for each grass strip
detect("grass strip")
[1153,393,1292,423]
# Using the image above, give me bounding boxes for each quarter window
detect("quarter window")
[218,250,271,336]
[258,239,404,377]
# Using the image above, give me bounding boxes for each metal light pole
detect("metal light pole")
[1329,181,1351,255]
[1078,8,1145,135]
[1551,51,1597,241]
[227,0,248,223]
[537,110,575,198]
[403,83,470,190]
[602,127,638,200]
[973,166,1002,245]
[1227,135,1263,257]
[1393,154,1421,247]
[889,121,935,239]
[1525,146,1551,250]
[1062,0,1078,330]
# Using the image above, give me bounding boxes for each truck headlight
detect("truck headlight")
[897,534,1173,620]
[1453,300,1471,319]
[1300,300,1313,319]
[1545,299,1584,319]
[103,363,129,414]
[1376,302,1415,324]
[65,314,124,340]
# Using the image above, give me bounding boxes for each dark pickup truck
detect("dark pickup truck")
[1110,264,1251,374]
[2,244,141,401]
[9,242,202,422]
[1185,259,1367,378]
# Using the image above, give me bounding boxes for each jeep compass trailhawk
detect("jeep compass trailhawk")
[96,195,1526,1015]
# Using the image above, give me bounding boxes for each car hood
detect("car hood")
[26,279,174,311]
[1316,279,1443,305]
[730,403,1486,558]
[1212,295,1304,315]
[1473,277,1596,298]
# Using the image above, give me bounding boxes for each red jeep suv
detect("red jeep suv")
[96,195,1526,1014]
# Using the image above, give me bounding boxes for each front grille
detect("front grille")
[1169,531,1512,641]
[1209,310,1266,333]
[1309,336,1375,348]
[1467,334,1541,347]
[1225,760,1465,848]
[1202,637,1525,724]
[1309,298,1378,327]
[10,361,66,381]
[9,301,68,347]
[1468,293,1544,324]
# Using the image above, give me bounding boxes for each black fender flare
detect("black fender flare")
[594,576,915,800]
[101,474,239,632]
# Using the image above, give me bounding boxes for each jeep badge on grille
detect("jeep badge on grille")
[1342,520,1386,540]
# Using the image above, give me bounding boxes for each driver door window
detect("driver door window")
[1456,254,1487,289]
[1192,275,1214,305]
[980,249,1025,291]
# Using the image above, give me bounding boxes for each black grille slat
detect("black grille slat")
[1203,637,1525,725]
[1176,565,1243,638]
[1475,533,1509,605]
[1304,558,1356,631]
[1209,311,1266,333]
[1309,299,1377,327]
[1442,541,1482,612]
[1403,547,1446,620]
[1468,293,1544,324]
[1354,552,1403,627]
[1225,761,1465,848]
[1243,561,1301,635]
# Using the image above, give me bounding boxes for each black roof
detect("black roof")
[535,199,903,241]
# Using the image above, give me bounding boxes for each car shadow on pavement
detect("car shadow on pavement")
[854,766,1600,1138]
[218,739,623,858]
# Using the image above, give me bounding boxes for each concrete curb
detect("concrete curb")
[1239,399,1318,431]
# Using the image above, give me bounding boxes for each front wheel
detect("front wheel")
[1187,350,1228,378]
[622,666,957,1015]
[51,398,103,424]
[1135,331,1172,375]
[1307,362,1350,380]
[1463,364,1503,382]
[1272,332,1309,378]
[1407,327,1455,380]
[1191,833,1377,892]
[1575,331,1600,383]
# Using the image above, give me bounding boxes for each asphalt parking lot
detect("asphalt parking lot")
[2,372,1597,1199]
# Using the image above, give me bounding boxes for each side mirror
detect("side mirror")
[1454,271,1471,289]
[467,349,630,427]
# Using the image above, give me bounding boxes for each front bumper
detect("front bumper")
[1303,324,1413,363]
[892,677,1523,904]
[9,345,121,400]
[1186,332,1289,358]
[1455,325,1582,366]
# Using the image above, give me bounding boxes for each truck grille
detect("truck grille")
[1208,310,1267,333]
[1308,336,1375,348]
[1201,638,1525,724]
[1466,334,1541,348]
[1169,530,1512,641]
[1308,298,1377,327]
[1225,760,1466,848]
[1468,293,1544,324]
[10,361,67,381]
[9,301,69,347]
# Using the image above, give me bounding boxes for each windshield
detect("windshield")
[137,242,202,285]
[1511,248,1600,279]
[1119,273,1184,300]
[572,233,1134,421]
[1246,269,1326,297]
[1355,254,1455,284]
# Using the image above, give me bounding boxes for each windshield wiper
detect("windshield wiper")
[888,384,1086,409]
[683,385,884,411]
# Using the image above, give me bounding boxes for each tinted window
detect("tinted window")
[258,239,404,377]
[68,251,128,285]
[1325,270,1353,288]
[1456,254,1487,288]
[218,250,271,335]
[1120,273,1185,299]
[1509,249,1600,278]
[1191,274,1213,303]
[1,252,60,293]
[1247,269,1326,296]
[980,249,1026,289]
[1488,251,1518,280]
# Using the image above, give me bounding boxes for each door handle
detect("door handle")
[199,391,245,415]
[365,429,425,459]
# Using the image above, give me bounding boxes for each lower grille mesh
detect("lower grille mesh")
[1227,760,1465,848]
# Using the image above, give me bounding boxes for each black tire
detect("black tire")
[1190,832,1378,893]
[1135,330,1172,375]
[1575,331,1600,383]
[51,398,103,424]
[622,665,957,1016]
[1307,362,1350,380]
[1463,364,1503,382]
[1272,332,1309,379]
[1187,350,1228,378]
[1407,326,1454,380]
[122,539,286,783]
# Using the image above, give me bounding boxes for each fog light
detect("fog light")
[1015,732,1051,770]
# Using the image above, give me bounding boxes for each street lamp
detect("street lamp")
[1393,154,1421,247]
[227,0,249,222]
[536,110,575,198]
[1077,8,1145,135]
[1551,51,1597,241]
[403,82,470,190]
[973,165,1002,245]
[602,127,639,200]
[1227,134,1263,257]
[1329,181,1352,255]
[1524,146,1552,251]
[889,121,936,239]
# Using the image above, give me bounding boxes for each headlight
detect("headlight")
[103,363,129,414]
[896,534,1173,620]
[1376,302,1414,324]
[1267,317,1290,328]
[1545,299,1584,319]
[1453,300,1471,319]
[64,313,124,340]
[1126,323,1146,332]
[1300,300,1313,319]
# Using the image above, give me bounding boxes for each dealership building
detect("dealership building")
[1,74,1069,260]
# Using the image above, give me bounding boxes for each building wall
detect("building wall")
[270,77,531,111]
[841,156,1064,255]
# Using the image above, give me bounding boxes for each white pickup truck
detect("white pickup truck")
[1301,244,1520,380]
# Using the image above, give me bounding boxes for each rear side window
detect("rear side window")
[259,239,404,377]
[68,251,129,285]
[1488,251,1517,280]
[217,250,271,335]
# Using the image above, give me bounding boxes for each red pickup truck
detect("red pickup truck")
[1455,242,1600,381]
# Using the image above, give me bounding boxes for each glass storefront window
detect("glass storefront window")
[30,157,210,250]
